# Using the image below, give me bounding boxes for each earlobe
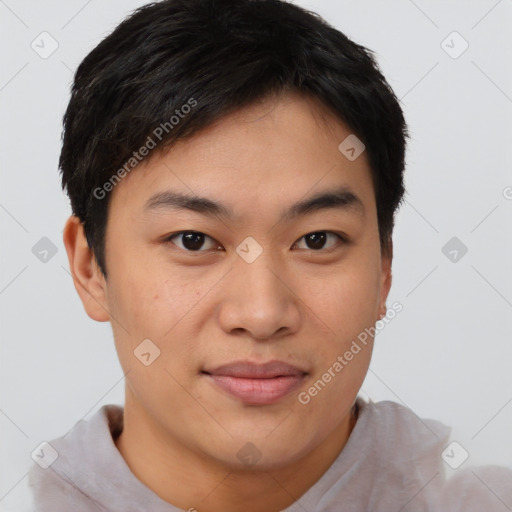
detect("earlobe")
[62,216,110,322]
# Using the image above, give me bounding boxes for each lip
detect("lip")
[203,360,308,405]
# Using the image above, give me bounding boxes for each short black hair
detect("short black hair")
[60,0,408,278]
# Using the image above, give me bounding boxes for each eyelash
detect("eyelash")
[163,230,348,253]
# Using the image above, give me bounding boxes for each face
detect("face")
[70,92,391,470]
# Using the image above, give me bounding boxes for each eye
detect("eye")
[165,231,222,252]
[293,231,346,251]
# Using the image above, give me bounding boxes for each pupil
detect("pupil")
[306,232,326,250]
[183,232,204,251]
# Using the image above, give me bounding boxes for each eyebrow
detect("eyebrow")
[143,186,365,221]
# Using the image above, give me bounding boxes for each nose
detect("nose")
[217,252,302,341]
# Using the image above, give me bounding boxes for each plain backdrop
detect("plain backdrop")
[1,0,511,509]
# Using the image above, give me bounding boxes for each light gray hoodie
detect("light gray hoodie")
[27,398,512,511]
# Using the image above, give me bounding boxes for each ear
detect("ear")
[378,240,393,320]
[62,215,110,322]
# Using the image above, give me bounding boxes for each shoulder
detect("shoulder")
[27,405,123,512]
[349,399,451,507]
[357,398,452,455]
[437,464,512,509]
[354,399,512,510]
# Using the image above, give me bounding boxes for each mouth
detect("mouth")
[202,360,308,405]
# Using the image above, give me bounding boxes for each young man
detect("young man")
[28,0,511,510]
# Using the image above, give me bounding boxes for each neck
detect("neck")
[114,392,358,512]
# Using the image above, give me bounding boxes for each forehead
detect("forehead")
[108,92,375,221]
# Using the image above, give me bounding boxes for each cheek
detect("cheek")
[106,250,194,333]
[106,267,201,392]
[105,256,218,371]
[295,264,381,393]
[304,262,381,337]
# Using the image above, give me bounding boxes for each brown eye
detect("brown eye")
[167,231,220,251]
[294,231,345,251]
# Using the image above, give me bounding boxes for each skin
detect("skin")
[63,91,392,512]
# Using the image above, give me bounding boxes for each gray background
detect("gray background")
[1,0,511,509]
